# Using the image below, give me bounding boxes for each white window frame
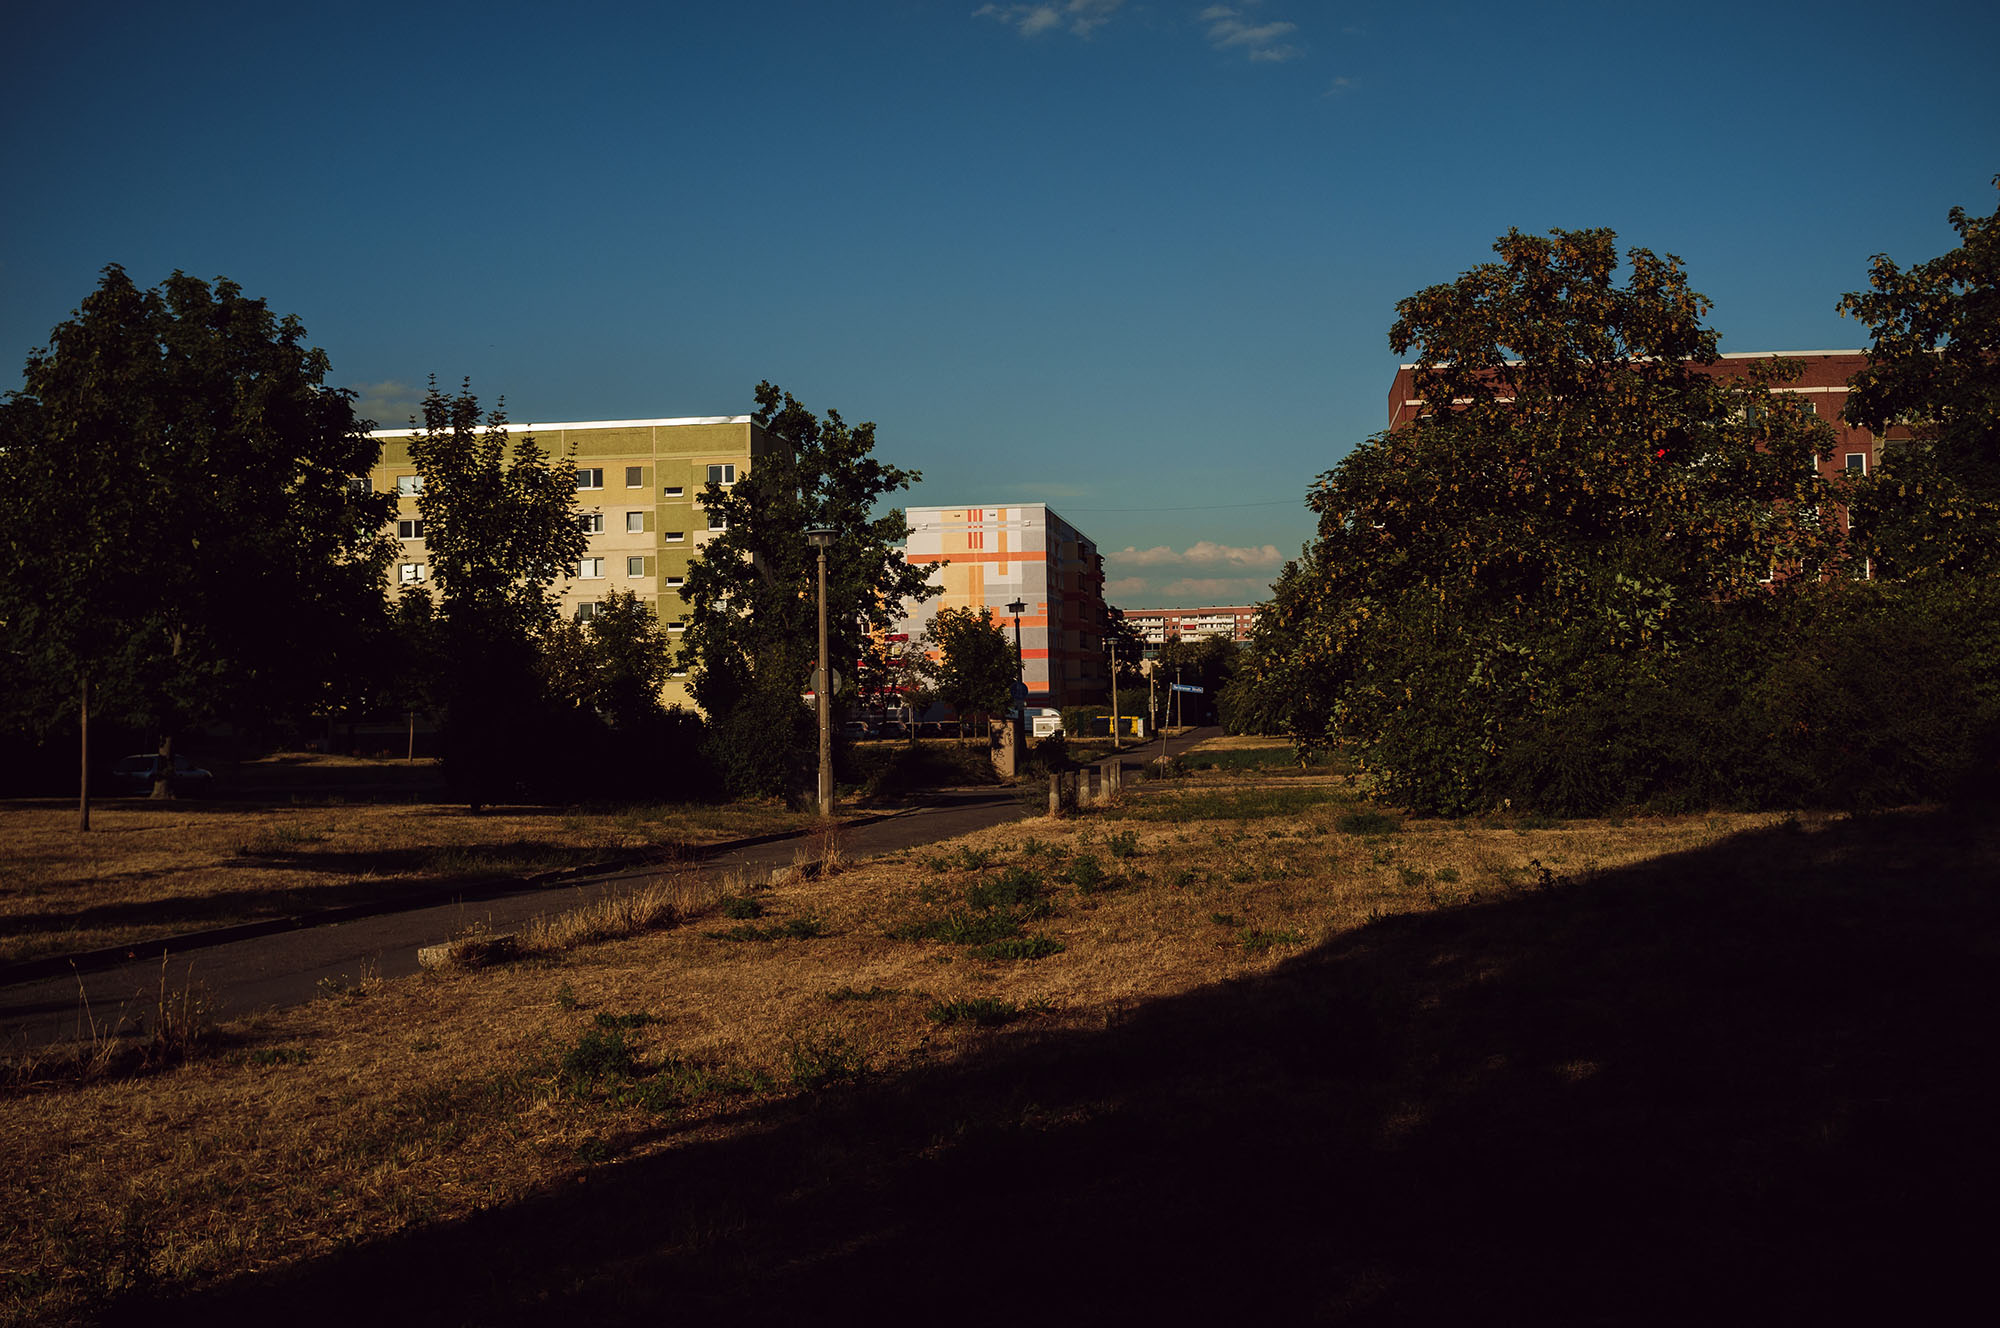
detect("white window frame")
[577,557,605,579]
[576,468,604,490]
[625,466,644,488]
[579,512,604,534]
[396,519,424,540]
[663,485,684,498]
[665,530,685,544]
[396,475,424,495]
[665,575,684,588]
[707,463,736,487]
[576,602,598,621]
[707,513,727,531]
[398,563,427,584]
[1843,453,1868,475]
[626,556,647,578]
[626,511,645,533]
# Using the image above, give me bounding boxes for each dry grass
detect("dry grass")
[0,784,1851,1324]
[0,797,811,968]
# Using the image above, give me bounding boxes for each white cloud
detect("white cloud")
[1104,575,1151,599]
[1108,540,1285,570]
[1200,5,1303,62]
[974,0,1124,39]
[348,379,423,428]
[1162,574,1278,601]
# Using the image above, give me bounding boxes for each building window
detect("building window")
[707,513,727,531]
[576,602,598,621]
[1844,453,1868,474]
[665,530,685,543]
[669,620,686,633]
[396,475,423,495]
[626,511,645,533]
[665,575,684,588]
[663,485,684,498]
[670,668,689,678]
[577,558,605,579]
[707,463,736,487]
[579,512,604,534]
[398,563,427,583]
[625,466,644,487]
[576,468,604,489]
[627,556,646,577]
[396,519,424,540]
[347,476,371,494]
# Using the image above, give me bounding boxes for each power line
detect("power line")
[1058,497,1309,513]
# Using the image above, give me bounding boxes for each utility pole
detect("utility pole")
[1109,639,1120,751]
[807,528,836,820]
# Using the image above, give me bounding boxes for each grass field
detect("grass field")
[3,774,1995,1325]
[0,781,812,967]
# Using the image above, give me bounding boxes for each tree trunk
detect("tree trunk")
[151,731,176,801]
[152,628,182,800]
[77,672,91,833]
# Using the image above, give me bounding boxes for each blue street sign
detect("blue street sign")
[1171,683,1205,694]
[1011,681,1030,702]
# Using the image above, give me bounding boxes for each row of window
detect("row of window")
[576,464,734,491]
[574,600,688,633]
[401,560,689,588]
[376,463,740,498]
[399,514,720,543]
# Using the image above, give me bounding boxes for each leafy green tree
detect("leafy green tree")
[1839,175,2000,577]
[540,589,675,730]
[1263,229,1844,813]
[401,379,586,809]
[925,607,1019,741]
[0,266,394,822]
[681,382,935,796]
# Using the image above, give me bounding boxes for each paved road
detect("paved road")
[1,728,1221,1050]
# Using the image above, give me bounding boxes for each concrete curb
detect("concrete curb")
[0,806,914,989]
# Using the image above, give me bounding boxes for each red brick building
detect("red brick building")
[1388,350,1885,481]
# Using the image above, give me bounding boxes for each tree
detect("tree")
[1263,229,1844,813]
[681,382,936,797]
[925,607,1019,741]
[0,266,395,824]
[1838,175,2000,578]
[540,588,675,731]
[401,380,586,809]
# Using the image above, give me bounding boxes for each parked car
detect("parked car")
[877,720,909,741]
[108,753,214,794]
[840,719,876,741]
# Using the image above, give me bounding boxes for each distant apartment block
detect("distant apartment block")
[1123,605,1260,650]
[898,504,1110,711]
[1389,350,1890,482]
[366,415,779,710]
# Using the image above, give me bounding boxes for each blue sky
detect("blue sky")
[5,1,1997,607]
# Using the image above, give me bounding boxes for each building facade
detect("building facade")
[1388,350,1888,482]
[366,415,775,710]
[1122,605,1260,650]
[897,504,1110,711]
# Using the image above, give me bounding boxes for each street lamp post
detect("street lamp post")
[807,527,836,820]
[1006,598,1026,721]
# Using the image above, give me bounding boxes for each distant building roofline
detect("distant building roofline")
[369,415,753,438]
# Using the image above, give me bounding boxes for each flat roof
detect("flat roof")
[370,415,752,438]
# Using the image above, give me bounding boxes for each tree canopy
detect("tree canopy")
[1236,229,1845,813]
[681,382,935,796]
[0,265,394,810]
[1839,175,2000,577]
[398,379,586,808]
[924,607,1018,736]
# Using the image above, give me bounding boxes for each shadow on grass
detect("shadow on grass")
[2,841,680,959]
[125,805,2000,1325]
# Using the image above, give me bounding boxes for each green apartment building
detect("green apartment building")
[366,414,778,711]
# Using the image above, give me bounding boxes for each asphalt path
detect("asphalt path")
[1,728,1220,1051]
